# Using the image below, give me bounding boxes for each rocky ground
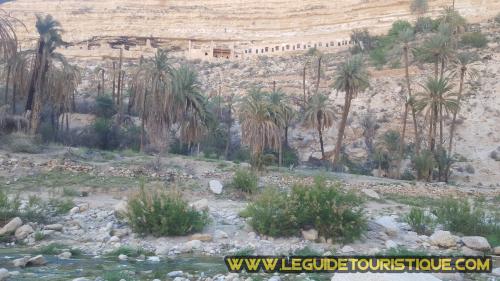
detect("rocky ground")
[0,147,499,281]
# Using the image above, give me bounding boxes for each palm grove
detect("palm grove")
[0,7,487,182]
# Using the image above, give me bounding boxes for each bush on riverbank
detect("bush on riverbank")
[127,187,209,236]
[228,169,258,194]
[244,177,366,242]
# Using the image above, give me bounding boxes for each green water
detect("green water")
[0,248,227,280]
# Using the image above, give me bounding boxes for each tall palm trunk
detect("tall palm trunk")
[116,48,123,109]
[317,116,325,159]
[26,40,45,111]
[11,73,17,114]
[302,64,307,108]
[101,69,105,95]
[333,90,352,166]
[315,56,322,94]
[112,62,116,104]
[448,67,465,155]
[30,50,49,134]
[398,102,409,177]
[140,88,148,152]
[4,64,10,105]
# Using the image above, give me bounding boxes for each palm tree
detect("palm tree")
[171,65,209,152]
[332,55,370,166]
[130,49,172,152]
[25,14,63,134]
[393,28,421,168]
[268,88,295,166]
[239,89,281,169]
[415,77,458,155]
[0,10,18,62]
[448,52,478,155]
[303,93,335,159]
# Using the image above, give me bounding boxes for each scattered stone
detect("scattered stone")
[430,231,458,248]
[118,254,128,261]
[58,252,72,259]
[181,240,203,252]
[493,246,500,255]
[44,224,63,231]
[14,224,34,240]
[72,278,91,281]
[268,276,281,281]
[70,207,80,214]
[167,271,184,278]
[0,268,8,281]
[214,230,228,239]
[301,229,318,241]
[492,267,500,277]
[113,201,128,217]
[109,236,120,243]
[27,255,47,266]
[0,217,22,235]
[191,198,209,211]
[77,203,89,212]
[111,228,129,238]
[385,240,398,249]
[12,257,30,268]
[209,180,223,194]
[190,233,212,242]
[374,216,399,237]
[341,246,354,253]
[461,246,482,256]
[461,236,491,251]
[362,189,380,200]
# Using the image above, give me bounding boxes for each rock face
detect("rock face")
[44,224,63,231]
[191,198,209,211]
[0,217,22,235]
[374,216,399,237]
[461,236,491,251]
[208,180,223,194]
[12,257,30,268]
[14,224,34,240]
[430,231,458,248]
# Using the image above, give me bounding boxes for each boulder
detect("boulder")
[14,224,34,240]
[167,271,184,278]
[12,257,30,268]
[493,246,500,255]
[181,240,202,253]
[0,217,22,235]
[72,278,92,281]
[492,267,500,277]
[214,230,228,239]
[331,272,442,281]
[58,252,72,259]
[113,201,128,217]
[190,233,212,242]
[44,224,63,231]
[69,207,80,214]
[118,254,127,261]
[362,189,380,200]
[461,236,491,251]
[374,216,399,236]
[341,246,354,253]
[208,180,223,194]
[27,255,47,266]
[301,229,318,241]
[111,228,129,238]
[191,198,209,211]
[430,231,458,248]
[385,240,398,249]
[0,268,8,281]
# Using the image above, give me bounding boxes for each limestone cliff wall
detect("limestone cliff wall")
[2,0,500,59]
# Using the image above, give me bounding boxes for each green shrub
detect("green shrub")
[370,48,387,69]
[0,191,49,224]
[404,207,435,235]
[244,178,366,242]
[49,198,74,214]
[290,178,366,242]
[34,231,45,241]
[388,20,413,37]
[229,169,258,194]
[414,17,437,33]
[433,198,500,246]
[410,0,428,14]
[412,150,435,180]
[127,187,209,236]
[461,32,488,48]
[2,133,41,154]
[95,95,116,118]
